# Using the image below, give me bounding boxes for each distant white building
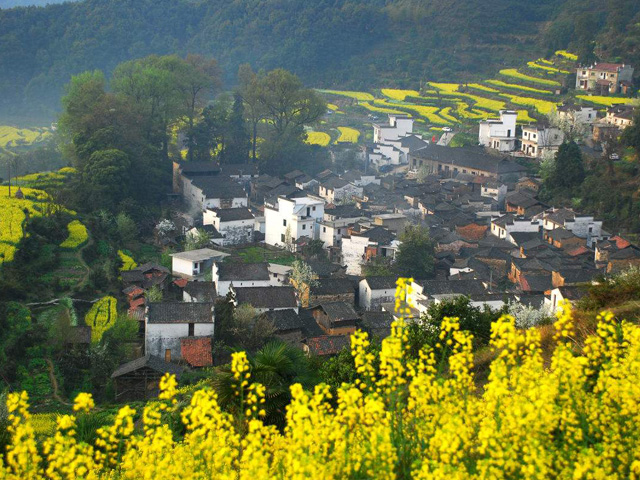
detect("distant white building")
[212,262,275,296]
[359,276,397,310]
[182,175,248,214]
[556,104,598,125]
[521,125,564,158]
[202,208,255,246]
[541,208,604,248]
[373,114,414,143]
[478,110,518,152]
[341,226,398,275]
[171,248,230,280]
[318,178,363,204]
[490,214,541,244]
[264,195,325,249]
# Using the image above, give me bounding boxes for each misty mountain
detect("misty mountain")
[0,0,638,122]
[0,0,71,8]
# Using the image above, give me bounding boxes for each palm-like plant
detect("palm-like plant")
[211,341,318,429]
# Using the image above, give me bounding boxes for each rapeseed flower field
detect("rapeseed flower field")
[305,131,332,147]
[60,220,88,249]
[84,296,118,343]
[336,127,360,143]
[2,278,640,480]
[499,69,561,87]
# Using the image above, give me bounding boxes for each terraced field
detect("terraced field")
[0,126,50,149]
[336,127,360,143]
[306,131,332,147]
[317,51,636,143]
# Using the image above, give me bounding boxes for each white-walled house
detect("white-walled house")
[232,286,299,313]
[359,276,397,310]
[481,182,508,204]
[341,171,381,187]
[556,104,598,125]
[264,195,325,249]
[341,226,398,275]
[212,262,274,296]
[542,208,604,248]
[182,175,248,214]
[145,302,214,362]
[521,125,564,158]
[171,248,230,280]
[318,178,363,203]
[373,114,414,143]
[203,208,255,246]
[478,110,518,152]
[319,217,367,248]
[490,214,541,244]
[268,263,293,285]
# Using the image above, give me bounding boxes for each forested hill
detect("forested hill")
[1,0,639,122]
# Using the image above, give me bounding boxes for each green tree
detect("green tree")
[237,64,265,162]
[224,93,251,164]
[186,101,229,162]
[184,228,211,251]
[211,341,318,428]
[394,225,435,279]
[82,149,131,210]
[621,110,640,159]
[547,141,585,195]
[115,212,138,244]
[228,303,275,352]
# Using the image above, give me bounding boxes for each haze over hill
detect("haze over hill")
[0,0,69,7]
[0,0,638,121]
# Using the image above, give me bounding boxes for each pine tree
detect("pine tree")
[224,93,251,164]
[549,141,585,192]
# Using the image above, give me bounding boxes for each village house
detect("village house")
[604,105,635,128]
[490,214,542,244]
[311,302,359,336]
[606,246,640,273]
[262,309,303,346]
[172,160,220,194]
[268,263,292,285]
[264,194,325,249]
[182,282,217,303]
[478,110,518,152]
[202,207,255,246]
[171,248,230,281]
[319,217,368,248]
[358,276,397,310]
[318,177,363,203]
[556,104,598,125]
[145,302,215,363]
[341,225,398,275]
[373,114,415,143]
[232,286,299,313]
[112,356,184,402]
[358,311,394,339]
[481,181,508,204]
[409,144,527,180]
[341,170,381,187]
[307,278,356,308]
[406,279,488,314]
[543,228,586,251]
[373,213,408,234]
[505,191,543,217]
[212,262,273,296]
[575,63,634,95]
[521,125,564,158]
[180,337,214,368]
[594,235,630,265]
[182,175,249,214]
[295,174,319,191]
[303,335,350,357]
[546,285,587,312]
[222,164,259,182]
[541,208,604,248]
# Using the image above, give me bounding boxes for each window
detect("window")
[306,207,311,216]
[337,229,341,234]
[323,226,326,233]
[273,273,277,278]
[283,219,287,227]
[188,323,194,336]
[312,206,316,211]
[302,224,306,230]
[165,349,172,363]
[281,234,285,242]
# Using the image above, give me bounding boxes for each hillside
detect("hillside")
[0,0,70,7]
[1,0,638,122]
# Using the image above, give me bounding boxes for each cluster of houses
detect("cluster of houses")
[108,105,640,400]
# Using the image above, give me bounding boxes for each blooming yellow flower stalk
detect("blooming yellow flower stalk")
[2,283,640,479]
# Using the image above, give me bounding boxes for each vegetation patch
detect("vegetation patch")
[317,89,374,101]
[305,131,331,147]
[576,95,635,107]
[0,126,50,148]
[85,296,117,343]
[118,250,137,271]
[499,69,561,87]
[335,126,360,143]
[486,79,552,95]
[527,60,569,74]
[12,168,76,190]
[380,89,420,101]
[555,50,578,61]
[60,220,88,249]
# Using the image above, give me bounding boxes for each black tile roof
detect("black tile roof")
[191,176,247,199]
[362,276,398,290]
[417,279,487,296]
[184,282,217,302]
[212,208,255,222]
[179,161,221,175]
[147,302,214,324]
[263,309,302,332]
[360,311,394,330]
[217,262,270,281]
[317,301,359,321]
[354,226,395,244]
[111,355,184,379]
[412,145,519,174]
[311,278,355,296]
[234,286,297,309]
[305,335,350,356]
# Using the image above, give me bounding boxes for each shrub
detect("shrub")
[117,250,137,271]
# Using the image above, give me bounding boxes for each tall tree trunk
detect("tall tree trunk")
[252,121,258,162]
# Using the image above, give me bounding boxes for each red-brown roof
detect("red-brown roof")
[173,278,189,288]
[129,296,146,309]
[567,246,591,257]
[305,335,350,356]
[181,337,213,367]
[593,63,624,73]
[611,235,631,249]
[456,224,488,242]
